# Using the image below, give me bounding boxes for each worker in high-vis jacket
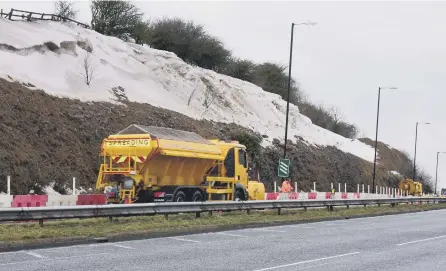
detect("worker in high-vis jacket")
[281,179,294,193]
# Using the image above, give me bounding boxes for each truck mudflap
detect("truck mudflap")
[153,192,173,202]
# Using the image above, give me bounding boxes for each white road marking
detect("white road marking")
[215,232,248,238]
[321,223,338,226]
[112,243,135,249]
[251,252,360,271]
[286,225,316,229]
[0,252,109,267]
[396,235,446,246]
[167,236,201,243]
[23,251,46,259]
[252,228,286,233]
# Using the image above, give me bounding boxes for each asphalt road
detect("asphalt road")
[2,209,446,271]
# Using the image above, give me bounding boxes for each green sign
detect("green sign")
[278,158,290,178]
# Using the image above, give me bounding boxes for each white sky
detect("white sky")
[2,0,446,191]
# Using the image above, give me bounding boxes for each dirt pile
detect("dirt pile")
[0,78,409,194]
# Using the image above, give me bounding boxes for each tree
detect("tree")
[78,52,96,86]
[133,20,151,45]
[90,0,144,40]
[54,0,78,19]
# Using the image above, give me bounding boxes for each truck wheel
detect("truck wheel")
[192,191,204,202]
[234,190,244,201]
[174,191,186,202]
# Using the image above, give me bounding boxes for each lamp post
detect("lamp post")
[435,152,446,194]
[283,21,317,159]
[412,122,430,181]
[372,86,397,193]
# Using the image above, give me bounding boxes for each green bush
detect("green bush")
[147,18,231,70]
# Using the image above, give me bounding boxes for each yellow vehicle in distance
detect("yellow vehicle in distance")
[96,124,265,203]
[398,178,423,196]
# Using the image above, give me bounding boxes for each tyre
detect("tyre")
[174,191,186,202]
[192,191,204,202]
[234,190,244,201]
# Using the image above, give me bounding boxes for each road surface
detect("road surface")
[1,209,446,270]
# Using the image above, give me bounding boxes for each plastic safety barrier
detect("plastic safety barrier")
[0,195,13,208]
[47,195,78,206]
[265,193,279,200]
[308,192,317,200]
[76,194,107,205]
[11,195,48,207]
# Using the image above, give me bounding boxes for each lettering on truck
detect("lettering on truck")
[106,139,150,146]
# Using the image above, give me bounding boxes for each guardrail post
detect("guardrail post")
[39,219,43,227]
[196,212,201,218]
[209,211,213,216]
[277,208,281,215]
[164,214,168,220]
[108,216,113,222]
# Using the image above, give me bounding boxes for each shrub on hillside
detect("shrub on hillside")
[54,1,78,19]
[147,18,231,70]
[91,0,144,41]
[220,58,256,82]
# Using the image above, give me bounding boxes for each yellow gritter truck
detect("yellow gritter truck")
[96,124,265,203]
[398,178,423,196]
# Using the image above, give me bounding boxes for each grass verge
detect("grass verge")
[1,203,445,249]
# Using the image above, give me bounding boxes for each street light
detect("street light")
[435,151,446,194]
[372,86,397,193]
[283,21,317,159]
[412,122,430,181]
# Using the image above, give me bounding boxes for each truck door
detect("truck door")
[224,148,235,177]
[235,148,248,185]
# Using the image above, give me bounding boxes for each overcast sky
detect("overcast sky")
[3,1,446,191]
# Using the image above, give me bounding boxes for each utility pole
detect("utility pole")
[283,21,316,159]
[412,122,430,181]
[372,86,397,193]
[283,22,295,159]
[435,152,446,194]
[372,87,381,193]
